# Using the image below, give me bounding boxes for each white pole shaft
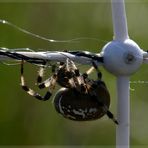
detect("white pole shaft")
[116,76,130,148]
[111,0,129,41]
[111,0,130,147]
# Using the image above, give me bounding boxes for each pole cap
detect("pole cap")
[101,39,143,76]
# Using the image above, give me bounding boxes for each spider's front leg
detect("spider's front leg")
[20,60,53,101]
[37,64,46,84]
[98,99,118,124]
[36,62,56,84]
[66,59,89,93]
[88,62,118,124]
[36,62,64,91]
[91,61,102,80]
[81,61,102,82]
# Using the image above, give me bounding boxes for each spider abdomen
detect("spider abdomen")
[54,87,110,121]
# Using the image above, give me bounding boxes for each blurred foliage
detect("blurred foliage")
[0,1,148,147]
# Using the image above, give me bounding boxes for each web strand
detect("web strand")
[0,19,107,44]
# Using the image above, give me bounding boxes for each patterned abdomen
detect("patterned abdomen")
[54,86,110,121]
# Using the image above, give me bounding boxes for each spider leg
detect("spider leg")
[36,61,60,90]
[77,66,95,93]
[69,60,101,94]
[38,78,52,89]
[92,61,102,80]
[20,60,52,101]
[100,101,118,125]
[68,59,81,85]
[92,94,118,124]
[65,59,77,88]
[88,63,118,124]
[81,66,95,82]
[106,110,118,124]
[97,98,118,124]
[37,65,46,84]
[38,74,57,89]
[37,62,56,84]
[67,59,89,93]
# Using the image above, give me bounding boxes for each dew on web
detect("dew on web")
[129,80,148,91]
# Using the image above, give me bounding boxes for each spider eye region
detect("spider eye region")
[54,87,110,121]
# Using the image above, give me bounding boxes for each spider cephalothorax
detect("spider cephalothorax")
[20,58,118,124]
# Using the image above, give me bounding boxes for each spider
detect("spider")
[20,58,118,124]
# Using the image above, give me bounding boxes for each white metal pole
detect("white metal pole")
[111,0,129,41]
[116,76,130,148]
[111,0,130,148]
[0,50,103,66]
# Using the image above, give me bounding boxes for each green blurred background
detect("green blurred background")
[0,0,148,147]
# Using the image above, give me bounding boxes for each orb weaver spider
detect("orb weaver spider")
[20,58,118,124]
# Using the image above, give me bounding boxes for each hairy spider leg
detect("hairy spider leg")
[37,63,57,89]
[106,110,118,124]
[92,61,102,80]
[36,65,52,89]
[88,64,118,124]
[67,59,90,93]
[99,101,118,124]
[65,58,76,88]
[69,59,102,93]
[37,65,46,84]
[39,61,73,89]
[83,61,118,124]
[74,66,96,93]
[20,60,52,101]
[81,66,95,83]
[90,93,118,124]
[68,59,82,84]
[100,101,118,124]
[79,61,98,80]
[36,60,57,85]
